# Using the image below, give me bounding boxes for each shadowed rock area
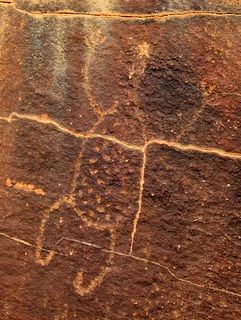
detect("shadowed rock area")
[0,0,241,319]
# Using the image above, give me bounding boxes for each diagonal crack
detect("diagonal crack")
[48,237,241,299]
[1,231,240,299]
[0,231,64,257]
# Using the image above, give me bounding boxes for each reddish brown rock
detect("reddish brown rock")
[0,0,241,319]
[133,144,241,294]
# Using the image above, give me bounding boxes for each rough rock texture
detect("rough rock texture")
[0,0,241,319]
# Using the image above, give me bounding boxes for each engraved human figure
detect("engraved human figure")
[35,25,150,296]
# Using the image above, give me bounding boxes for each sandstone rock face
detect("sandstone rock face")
[0,1,241,319]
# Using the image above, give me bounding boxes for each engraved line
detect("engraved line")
[35,196,72,266]
[73,232,116,296]
[129,150,146,254]
[128,42,150,142]
[83,29,106,117]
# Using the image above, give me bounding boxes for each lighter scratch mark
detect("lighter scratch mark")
[176,104,206,141]
[129,150,147,254]
[0,231,63,256]
[0,231,34,247]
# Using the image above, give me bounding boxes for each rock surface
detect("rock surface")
[0,0,241,319]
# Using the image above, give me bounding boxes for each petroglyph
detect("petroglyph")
[2,109,240,296]
[35,196,71,266]
[35,192,117,295]
[83,29,107,117]
[129,42,150,80]
[82,0,117,117]
[176,104,206,141]
[128,41,151,139]
[5,178,45,195]
[0,5,240,317]
[51,19,67,106]
[34,6,124,295]
[73,232,115,296]
[177,71,222,141]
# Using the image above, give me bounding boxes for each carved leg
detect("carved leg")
[35,197,70,266]
[73,229,116,296]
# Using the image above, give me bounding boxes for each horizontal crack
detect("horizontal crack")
[1,112,241,160]
[17,10,241,20]
[146,139,241,160]
[0,112,142,151]
[0,2,241,20]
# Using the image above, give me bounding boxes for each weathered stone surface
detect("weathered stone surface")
[0,0,241,319]
[12,0,241,14]
[133,144,241,294]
